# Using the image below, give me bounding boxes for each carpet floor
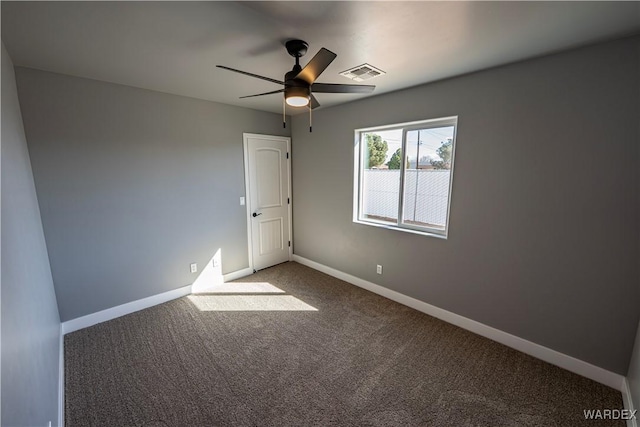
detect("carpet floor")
[65,261,624,426]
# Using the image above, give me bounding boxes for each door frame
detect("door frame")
[242,133,293,272]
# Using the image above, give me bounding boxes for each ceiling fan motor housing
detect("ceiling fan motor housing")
[285,39,309,58]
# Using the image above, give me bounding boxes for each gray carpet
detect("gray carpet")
[65,262,624,426]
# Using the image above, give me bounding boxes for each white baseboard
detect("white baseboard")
[58,324,65,427]
[223,267,253,283]
[61,285,192,335]
[61,267,255,335]
[622,378,638,427]
[292,254,625,391]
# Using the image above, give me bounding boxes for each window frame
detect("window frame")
[353,116,458,239]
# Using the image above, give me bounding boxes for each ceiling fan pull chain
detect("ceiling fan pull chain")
[309,102,312,133]
[283,97,286,129]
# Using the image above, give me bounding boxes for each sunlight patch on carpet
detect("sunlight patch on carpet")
[187,294,318,311]
[192,281,286,294]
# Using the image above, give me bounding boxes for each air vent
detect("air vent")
[339,63,386,82]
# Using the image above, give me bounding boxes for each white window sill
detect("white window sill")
[353,219,448,240]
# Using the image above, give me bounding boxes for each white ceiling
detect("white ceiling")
[2,1,639,114]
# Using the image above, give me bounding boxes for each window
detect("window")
[354,117,457,238]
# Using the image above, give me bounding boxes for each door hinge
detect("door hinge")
[288,197,290,204]
[288,241,291,247]
[286,152,289,159]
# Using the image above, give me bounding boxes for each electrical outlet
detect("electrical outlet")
[190,263,197,273]
[376,265,383,275]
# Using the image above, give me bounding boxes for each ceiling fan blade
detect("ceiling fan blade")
[239,89,285,99]
[216,65,284,85]
[311,83,375,94]
[295,48,337,85]
[310,94,320,109]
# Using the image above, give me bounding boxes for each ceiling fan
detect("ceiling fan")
[217,39,375,131]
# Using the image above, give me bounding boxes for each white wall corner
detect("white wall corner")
[622,377,638,427]
[58,323,65,427]
[291,254,625,391]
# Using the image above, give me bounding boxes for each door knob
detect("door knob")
[252,212,262,217]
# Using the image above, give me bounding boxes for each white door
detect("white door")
[243,134,292,271]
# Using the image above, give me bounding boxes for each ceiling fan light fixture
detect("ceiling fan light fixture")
[285,96,309,107]
[285,86,310,107]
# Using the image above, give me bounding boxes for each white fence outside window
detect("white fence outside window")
[363,169,451,226]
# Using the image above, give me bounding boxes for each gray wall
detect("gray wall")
[15,68,290,321]
[291,36,640,375]
[1,43,61,426]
